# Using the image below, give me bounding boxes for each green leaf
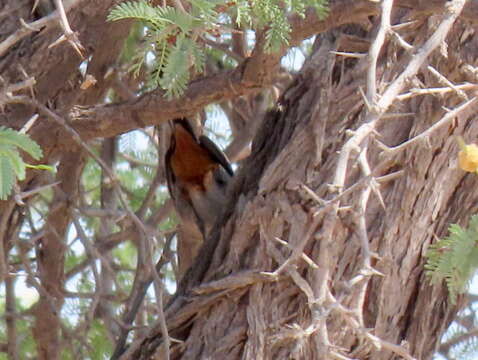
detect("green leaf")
[0,156,15,200]
[159,6,196,32]
[109,0,329,96]
[159,35,190,98]
[190,0,218,22]
[113,242,137,269]
[107,0,163,29]
[89,320,113,359]
[232,0,252,27]
[149,41,169,86]
[108,1,196,32]
[189,38,206,73]
[287,0,305,16]
[0,144,25,180]
[0,127,42,160]
[263,2,291,52]
[426,215,478,303]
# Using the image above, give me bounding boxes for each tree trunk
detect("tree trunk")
[134,7,478,360]
[2,1,478,359]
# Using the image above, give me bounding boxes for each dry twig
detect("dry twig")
[49,0,84,57]
[0,0,79,58]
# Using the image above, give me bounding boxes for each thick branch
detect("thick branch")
[68,0,382,140]
[69,0,478,142]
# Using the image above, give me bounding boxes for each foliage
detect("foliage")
[0,129,177,358]
[0,127,52,200]
[426,215,478,304]
[108,0,328,97]
[88,320,114,359]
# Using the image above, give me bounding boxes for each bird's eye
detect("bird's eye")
[214,171,228,187]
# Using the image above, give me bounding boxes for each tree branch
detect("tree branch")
[68,0,382,141]
[0,0,80,58]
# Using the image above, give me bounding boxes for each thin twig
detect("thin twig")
[333,0,394,190]
[272,214,322,275]
[263,223,315,305]
[148,239,170,360]
[347,147,383,326]
[10,96,151,243]
[71,214,104,332]
[333,0,467,189]
[18,181,61,200]
[72,212,116,276]
[330,51,366,58]
[375,0,467,112]
[364,333,416,360]
[390,30,413,51]
[366,0,393,104]
[427,65,468,100]
[193,270,279,295]
[0,200,15,281]
[201,36,244,62]
[0,77,36,107]
[111,234,174,360]
[19,113,39,134]
[378,96,478,154]
[397,83,478,101]
[49,0,84,57]
[329,293,417,360]
[0,0,79,58]
[273,237,319,269]
[5,274,19,360]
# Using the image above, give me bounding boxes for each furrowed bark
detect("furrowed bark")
[133,2,477,359]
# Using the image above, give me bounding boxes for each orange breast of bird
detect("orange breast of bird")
[171,125,218,188]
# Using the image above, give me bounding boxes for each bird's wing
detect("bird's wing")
[199,135,234,176]
[164,146,176,200]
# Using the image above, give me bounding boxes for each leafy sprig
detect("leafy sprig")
[0,127,53,200]
[108,0,328,98]
[426,215,478,304]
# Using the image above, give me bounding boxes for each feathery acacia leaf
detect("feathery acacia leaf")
[107,0,163,28]
[426,215,478,303]
[0,144,25,180]
[108,0,328,97]
[0,126,42,159]
[0,156,15,200]
[0,127,47,199]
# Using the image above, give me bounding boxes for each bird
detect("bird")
[165,118,234,277]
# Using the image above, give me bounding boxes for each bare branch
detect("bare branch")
[378,96,478,154]
[376,0,467,113]
[333,0,467,190]
[0,0,80,58]
[366,0,393,104]
[427,65,468,100]
[49,0,84,57]
[397,83,478,101]
[65,0,383,141]
[0,77,35,108]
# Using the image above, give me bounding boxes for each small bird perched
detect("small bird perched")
[165,118,234,277]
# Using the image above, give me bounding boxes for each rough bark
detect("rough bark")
[133,5,478,360]
[1,0,478,359]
